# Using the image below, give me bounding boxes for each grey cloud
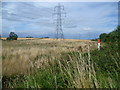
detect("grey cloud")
[2,2,53,22]
[2,2,118,39]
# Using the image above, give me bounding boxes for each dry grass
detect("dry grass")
[2,39,119,88]
[1,37,91,41]
[2,39,97,76]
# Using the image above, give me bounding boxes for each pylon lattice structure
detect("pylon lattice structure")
[53,3,66,39]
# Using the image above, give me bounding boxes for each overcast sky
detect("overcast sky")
[2,2,118,39]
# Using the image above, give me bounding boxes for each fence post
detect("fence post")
[98,39,100,50]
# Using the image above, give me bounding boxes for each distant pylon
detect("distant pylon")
[53,3,66,39]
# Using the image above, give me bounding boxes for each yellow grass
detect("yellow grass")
[2,39,97,76]
[1,37,91,41]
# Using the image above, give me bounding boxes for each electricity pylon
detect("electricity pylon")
[53,3,66,39]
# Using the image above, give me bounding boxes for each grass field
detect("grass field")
[2,38,120,88]
[2,39,97,75]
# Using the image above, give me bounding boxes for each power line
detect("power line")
[53,3,66,39]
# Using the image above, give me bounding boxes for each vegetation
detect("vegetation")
[0,35,1,39]
[100,26,120,43]
[25,35,35,38]
[7,32,18,40]
[2,26,120,88]
[26,36,33,38]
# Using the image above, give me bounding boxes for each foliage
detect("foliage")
[7,32,18,40]
[26,36,33,38]
[100,26,120,43]
[91,39,97,41]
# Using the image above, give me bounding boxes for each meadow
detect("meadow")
[2,38,120,88]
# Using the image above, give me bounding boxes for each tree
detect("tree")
[116,26,120,40]
[7,32,18,40]
[100,33,107,42]
[99,26,120,43]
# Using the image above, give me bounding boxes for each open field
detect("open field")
[1,37,92,41]
[2,39,97,75]
[2,39,120,88]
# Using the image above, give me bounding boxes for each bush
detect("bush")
[7,32,18,40]
[100,26,120,43]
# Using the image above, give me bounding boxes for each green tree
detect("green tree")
[7,32,18,40]
[100,33,107,42]
[100,26,120,43]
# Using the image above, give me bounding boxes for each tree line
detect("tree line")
[100,26,120,43]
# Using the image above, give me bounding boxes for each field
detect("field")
[2,39,97,75]
[2,38,120,88]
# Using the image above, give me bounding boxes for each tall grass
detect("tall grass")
[2,39,120,88]
[2,39,96,76]
[3,51,98,88]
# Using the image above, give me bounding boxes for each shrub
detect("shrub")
[7,32,18,40]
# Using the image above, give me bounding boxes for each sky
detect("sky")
[2,2,118,39]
